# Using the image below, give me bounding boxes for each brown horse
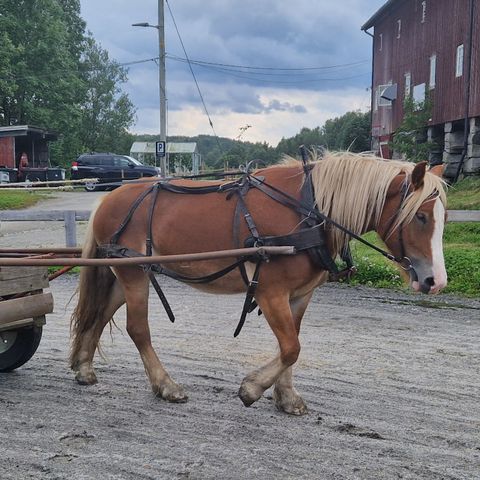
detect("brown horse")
[70,152,447,415]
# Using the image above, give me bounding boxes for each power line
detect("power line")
[166,53,369,72]
[165,0,223,153]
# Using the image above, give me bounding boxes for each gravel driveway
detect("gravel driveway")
[0,190,104,248]
[1,274,479,480]
[1,190,479,479]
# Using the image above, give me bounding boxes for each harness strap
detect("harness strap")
[148,271,175,323]
[146,183,162,257]
[234,260,262,337]
[110,185,155,244]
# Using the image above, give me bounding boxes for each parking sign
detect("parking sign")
[156,141,166,157]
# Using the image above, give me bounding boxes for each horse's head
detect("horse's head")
[379,162,447,295]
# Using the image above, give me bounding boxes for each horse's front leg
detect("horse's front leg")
[238,292,301,411]
[116,267,188,403]
[272,292,314,415]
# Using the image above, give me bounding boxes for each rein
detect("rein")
[247,174,416,274]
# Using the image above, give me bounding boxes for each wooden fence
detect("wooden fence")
[0,209,478,248]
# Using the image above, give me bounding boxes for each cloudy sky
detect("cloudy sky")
[79,0,385,146]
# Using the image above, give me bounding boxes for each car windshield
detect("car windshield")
[125,156,143,166]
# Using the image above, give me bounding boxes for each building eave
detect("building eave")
[361,0,401,31]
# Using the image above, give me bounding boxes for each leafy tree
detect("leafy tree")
[0,0,135,167]
[390,95,434,162]
[79,38,136,155]
[275,111,370,158]
[322,110,371,152]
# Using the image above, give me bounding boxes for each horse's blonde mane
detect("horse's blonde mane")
[295,151,448,255]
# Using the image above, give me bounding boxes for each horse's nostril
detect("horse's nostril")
[425,277,435,287]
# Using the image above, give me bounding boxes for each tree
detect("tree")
[78,38,136,154]
[322,110,371,152]
[0,0,136,166]
[390,95,434,162]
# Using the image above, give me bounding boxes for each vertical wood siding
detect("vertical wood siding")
[370,0,478,136]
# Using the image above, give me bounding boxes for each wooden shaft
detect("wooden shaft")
[0,246,296,267]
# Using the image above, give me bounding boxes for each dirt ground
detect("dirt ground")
[1,274,479,480]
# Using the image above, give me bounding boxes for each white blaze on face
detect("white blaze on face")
[431,198,447,293]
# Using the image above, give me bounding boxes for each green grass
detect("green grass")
[447,177,480,210]
[0,190,47,210]
[344,226,479,296]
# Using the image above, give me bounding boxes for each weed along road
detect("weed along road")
[1,273,479,479]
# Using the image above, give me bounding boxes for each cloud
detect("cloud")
[134,86,370,147]
[79,0,384,143]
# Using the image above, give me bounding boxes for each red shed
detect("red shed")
[362,0,479,177]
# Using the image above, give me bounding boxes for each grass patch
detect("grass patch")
[0,190,48,210]
[344,226,479,296]
[447,177,480,210]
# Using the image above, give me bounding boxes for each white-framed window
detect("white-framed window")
[378,33,383,51]
[405,72,412,97]
[429,55,436,89]
[456,44,464,77]
[421,1,427,23]
[413,83,426,109]
[397,19,402,39]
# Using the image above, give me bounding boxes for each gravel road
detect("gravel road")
[0,191,105,248]
[1,191,479,479]
[1,275,479,480]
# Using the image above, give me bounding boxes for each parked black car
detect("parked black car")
[71,153,160,191]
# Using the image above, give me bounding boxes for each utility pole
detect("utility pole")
[158,0,167,177]
[133,0,168,176]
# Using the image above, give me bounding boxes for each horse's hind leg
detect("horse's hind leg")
[271,292,313,415]
[115,267,188,403]
[74,279,125,385]
[238,292,301,411]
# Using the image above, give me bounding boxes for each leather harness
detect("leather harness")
[96,162,418,337]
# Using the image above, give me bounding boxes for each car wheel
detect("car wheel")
[84,182,99,192]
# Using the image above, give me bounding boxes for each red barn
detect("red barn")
[362,0,479,177]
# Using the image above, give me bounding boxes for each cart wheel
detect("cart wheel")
[0,326,43,372]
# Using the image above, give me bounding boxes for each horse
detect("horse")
[70,151,447,415]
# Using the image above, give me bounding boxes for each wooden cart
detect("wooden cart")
[0,267,53,371]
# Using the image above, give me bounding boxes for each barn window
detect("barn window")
[378,33,383,51]
[429,55,436,89]
[405,73,411,97]
[421,1,427,23]
[397,20,402,38]
[456,44,464,77]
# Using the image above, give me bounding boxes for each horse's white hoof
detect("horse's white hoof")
[75,370,98,385]
[273,387,308,415]
[154,382,188,403]
[238,378,264,407]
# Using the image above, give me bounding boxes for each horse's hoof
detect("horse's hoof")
[273,388,308,415]
[155,383,188,403]
[75,370,98,385]
[238,379,264,407]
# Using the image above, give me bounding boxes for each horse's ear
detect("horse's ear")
[429,164,445,177]
[411,161,427,190]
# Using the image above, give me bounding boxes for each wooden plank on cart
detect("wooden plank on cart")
[0,266,49,296]
[0,292,53,327]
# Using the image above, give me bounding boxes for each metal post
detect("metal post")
[158,0,168,177]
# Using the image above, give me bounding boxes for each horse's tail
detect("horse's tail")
[69,199,116,369]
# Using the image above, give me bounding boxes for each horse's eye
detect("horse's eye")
[416,212,427,224]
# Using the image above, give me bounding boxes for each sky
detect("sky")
[79,0,386,146]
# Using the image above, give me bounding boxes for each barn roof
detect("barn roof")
[361,0,401,31]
